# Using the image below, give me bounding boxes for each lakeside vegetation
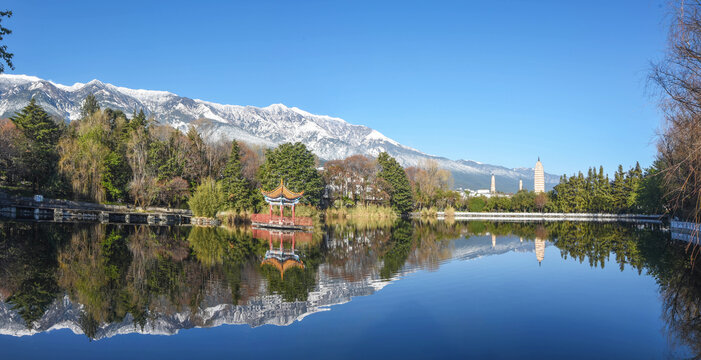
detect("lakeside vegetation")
[0,95,676,221]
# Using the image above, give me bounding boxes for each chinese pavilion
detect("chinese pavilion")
[250,179,313,230]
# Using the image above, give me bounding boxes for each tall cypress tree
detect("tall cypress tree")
[377,152,414,214]
[220,141,253,211]
[10,98,62,190]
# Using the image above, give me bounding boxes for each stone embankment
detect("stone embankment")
[0,193,192,226]
[670,220,700,244]
[191,217,221,226]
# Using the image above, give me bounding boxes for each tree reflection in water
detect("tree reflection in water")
[0,220,699,354]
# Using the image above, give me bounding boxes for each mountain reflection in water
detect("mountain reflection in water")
[0,220,699,356]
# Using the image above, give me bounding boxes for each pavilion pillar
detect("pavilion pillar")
[292,204,295,224]
[269,204,272,222]
[280,204,284,223]
[291,233,296,251]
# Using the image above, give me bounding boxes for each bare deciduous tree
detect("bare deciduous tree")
[652,0,701,222]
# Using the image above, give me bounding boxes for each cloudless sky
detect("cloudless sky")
[3,0,668,176]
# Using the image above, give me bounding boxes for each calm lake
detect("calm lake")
[0,220,698,359]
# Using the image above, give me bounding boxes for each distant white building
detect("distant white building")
[534,158,545,193]
[465,188,508,199]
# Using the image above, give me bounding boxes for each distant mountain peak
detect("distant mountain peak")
[0,74,559,191]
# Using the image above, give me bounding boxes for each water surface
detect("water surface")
[0,220,698,359]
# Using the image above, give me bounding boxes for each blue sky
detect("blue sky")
[3,0,668,176]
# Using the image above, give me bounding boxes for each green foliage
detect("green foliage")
[128,109,149,132]
[188,178,225,217]
[468,196,486,212]
[0,10,13,73]
[510,190,536,212]
[148,134,185,181]
[7,270,59,328]
[552,164,651,214]
[80,94,100,118]
[377,152,414,214]
[380,220,414,279]
[257,142,323,206]
[60,112,109,201]
[10,98,63,191]
[220,141,254,211]
[635,162,665,214]
[484,196,512,212]
[2,222,63,329]
[101,150,130,202]
[100,231,131,282]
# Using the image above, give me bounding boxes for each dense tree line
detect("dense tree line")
[0,97,421,217]
[458,163,663,214]
[0,97,251,210]
[550,163,663,214]
[1,97,667,217]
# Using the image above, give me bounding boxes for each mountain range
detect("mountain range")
[0,74,560,191]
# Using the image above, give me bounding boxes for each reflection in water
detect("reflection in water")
[257,229,307,279]
[0,220,699,355]
[535,238,545,264]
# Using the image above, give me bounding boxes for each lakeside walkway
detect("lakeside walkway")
[0,193,192,225]
[430,212,664,223]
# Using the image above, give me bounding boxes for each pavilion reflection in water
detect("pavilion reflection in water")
[253,228,313,279]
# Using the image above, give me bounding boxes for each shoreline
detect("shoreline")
[425,212,665,223]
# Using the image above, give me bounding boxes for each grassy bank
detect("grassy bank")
[326,205,397,229]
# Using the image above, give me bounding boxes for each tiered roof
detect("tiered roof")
[261,179,304,203]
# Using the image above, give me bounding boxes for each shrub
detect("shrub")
[188,178,225,217]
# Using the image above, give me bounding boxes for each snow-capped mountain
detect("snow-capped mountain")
[0,74,559,191]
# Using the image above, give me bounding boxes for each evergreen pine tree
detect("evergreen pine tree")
[129,109,148,132]
[625,162,643,211]
[257,142,324,206]
[220,141,253,211]
[10,98,62,190]
[611,164,627,212]
[377,152,414,214]
[80,94,100,118]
